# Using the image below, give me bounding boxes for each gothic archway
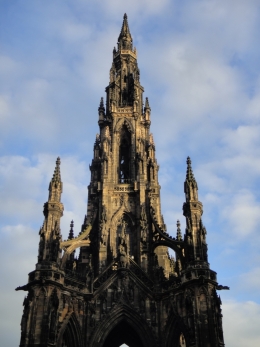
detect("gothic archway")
[89,304,156,347]
[56,312,83,347]
[164,313,190,347]
[103,320,144,347]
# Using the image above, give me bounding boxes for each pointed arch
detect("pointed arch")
[109,209,136,259]
[164,313,190,347]
[90,304,156,347]
[35,286,47,298]
[56,312,83,347]
[114,117,134,134]
[199,286,208,296]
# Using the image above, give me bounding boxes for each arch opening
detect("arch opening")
[102,320,144,347]
[58,314,82,347]
[118,125,131,183]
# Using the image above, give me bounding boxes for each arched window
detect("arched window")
[119,125,131,183]
[59,314,82,347]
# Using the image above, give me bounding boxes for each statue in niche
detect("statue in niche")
[140,205,148,244]
[100,205,107,245]
[118,220,128,267]
[51,235,60,262]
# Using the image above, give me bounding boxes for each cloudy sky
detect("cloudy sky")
[1,0,260,346]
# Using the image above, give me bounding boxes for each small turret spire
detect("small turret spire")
[52,157,61,183]
[186,157,196,183]
[118,13,133,50]
[68,220,74,240]
[184,156,198,201]
[48,157,63,202]
[176,220,182,241]
[99,97,104,110]
[144,97,150,110]
[144,97,151,122]
[98,97,105,124]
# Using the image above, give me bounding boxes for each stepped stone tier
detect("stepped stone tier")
[17,14,229,347]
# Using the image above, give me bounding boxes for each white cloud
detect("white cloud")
[95,0,171,17]
[223,300,260,347]
[222,190,260,239]
[1,1,260,345]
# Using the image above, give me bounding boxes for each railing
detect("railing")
[64,268,86,283]
[118,178,132,184]
[93,261,117,290]
[128,257,154,289]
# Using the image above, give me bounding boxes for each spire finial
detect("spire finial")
[176,220,182,241]
[118,13,133,50]
[68,220,74,240]
[98,97,105,118]
[145,97,150,109]
[184,156,198,201]
[186,156,196,183]
[52,157,61,183]
[99,97,104,109]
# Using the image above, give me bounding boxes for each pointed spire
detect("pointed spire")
[99,97,105,111]
[184,156,198,201]
[52,157,61,183]
[118,13,133,50]
[98,97,105,123]
[48,157,63,203]
[68,220,74,240]
[144,97,151,122]
[144,97,150,110]
[176,220,182,241]
[186,157,196,183]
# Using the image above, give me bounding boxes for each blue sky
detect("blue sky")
[1,1,260,346]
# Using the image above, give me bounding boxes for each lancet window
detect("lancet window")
[119,125,131,183]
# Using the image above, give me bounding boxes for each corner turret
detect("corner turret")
[38,157,64,262]
[183,157,208,264]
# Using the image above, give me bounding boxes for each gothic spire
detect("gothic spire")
[185,157,196,184]
[98,97,105,124]
[184,156,198,201]
[68,220,74,240]
[144,97,151,112]
[176,220,182,241]
[118,13,133,50]
[52,157,61,183]
[48,157,63,202]
[144,97,151,122]
[99,97,104,109]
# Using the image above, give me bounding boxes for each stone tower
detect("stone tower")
[17,14,228,347]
